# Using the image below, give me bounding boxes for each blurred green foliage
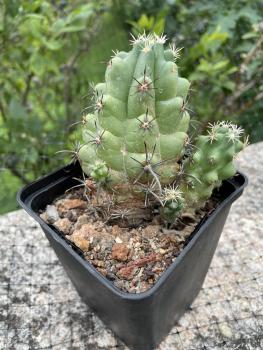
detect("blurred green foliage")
[0,0,128,213]
[0,0,262,214]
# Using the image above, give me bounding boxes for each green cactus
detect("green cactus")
[180,122,245,210]
[74,34,246,224]
[161,186,185,223]
[78,33,190,189]
[89,160,109,182]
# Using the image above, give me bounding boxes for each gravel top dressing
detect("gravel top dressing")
[40,187,219,293]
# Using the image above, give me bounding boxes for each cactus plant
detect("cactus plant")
[74,33,246,225]
[180,122,245,211]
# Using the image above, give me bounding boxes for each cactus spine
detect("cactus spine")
[75,34,246,224]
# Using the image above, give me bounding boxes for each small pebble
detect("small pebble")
[45,205,59,223]
[58,199,87,212]
[75,214,89,230]
[54,218,72,235]
[68,235,90,251]
[112,243,130,262]
[218,322,233,338]
[72,223,98,238]
[112,225,123,236]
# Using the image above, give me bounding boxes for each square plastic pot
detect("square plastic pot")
[17,162,247,350]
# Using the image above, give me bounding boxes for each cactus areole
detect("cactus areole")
[76,33,246,225]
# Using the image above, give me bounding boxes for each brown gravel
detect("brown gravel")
[67,234,90,251]
[54,218,72,235]
[73,223,98,238]
[112,243,130,262]
[57,198,87,214]
[39,187,218,293]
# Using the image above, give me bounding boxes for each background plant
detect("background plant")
[0,0,128,213]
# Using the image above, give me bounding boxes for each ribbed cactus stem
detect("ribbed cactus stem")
[78,33,190,189]
[161,186,184,223]
[181,122,245,209]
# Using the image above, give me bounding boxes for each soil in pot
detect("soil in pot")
[39,185,220,294]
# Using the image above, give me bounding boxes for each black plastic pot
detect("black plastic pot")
[17,162,247,350]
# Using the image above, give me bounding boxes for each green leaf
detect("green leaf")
[57,25,86,34]
[153,17,165,35]
[222,81,236,91]
[51,19,66,33]
[213,60,229,70]
[43,40,63,50]
[138,14,151,29]
[242,32,259,40]
[29,52,46,76]
[68,4,94,22]
[226,66,238,75]
[23,14,46,21]
[201,30,229,53]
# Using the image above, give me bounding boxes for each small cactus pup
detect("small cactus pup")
[161,186,185,224]
[73,33,246,226]
[180,122,246,212]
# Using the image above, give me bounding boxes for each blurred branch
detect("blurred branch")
[0,100,7,123]
[22,73,33,106]
[9,167,29,184]
[240,34,263,74]
[63,48,86,125]
[225,33,263,115]
[233,96,262,117]
[0,99,12,141]
[255,91,263,101]
[34,89,57,122]
[227,66,263,106]
[4,161,29,184]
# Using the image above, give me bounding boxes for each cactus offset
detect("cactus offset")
[161,186,185,223]
[73,34,246,225]
[180,122,245,210]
